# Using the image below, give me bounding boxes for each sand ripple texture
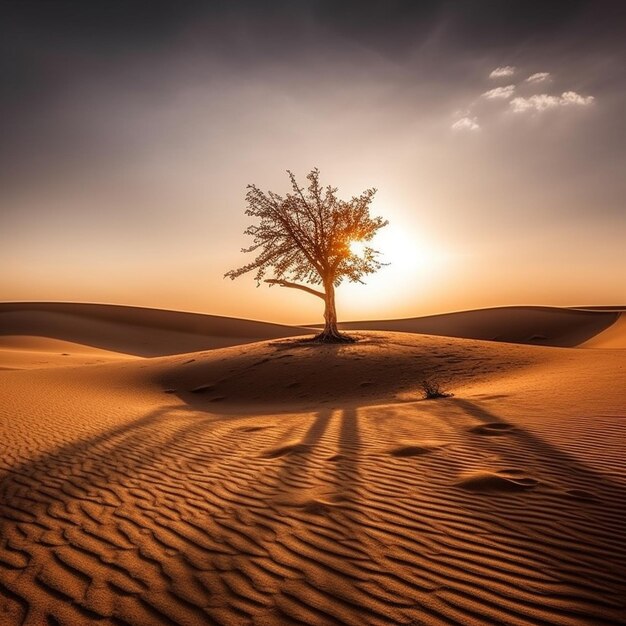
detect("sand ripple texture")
[1,334,625,625]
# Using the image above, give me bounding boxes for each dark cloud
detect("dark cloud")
[1,0,622,194]
[0,0,623,191]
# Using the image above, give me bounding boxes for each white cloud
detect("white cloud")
[510,91,595,113]
[526,72,551,83]
[451,116,480,131]
[510,94,559,112]
[482,85,515,99]
[489,66,516,78]
[560,91,594,106]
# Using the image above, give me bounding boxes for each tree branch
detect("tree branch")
[264,279,325,299]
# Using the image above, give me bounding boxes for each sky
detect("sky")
[1,0,625,324]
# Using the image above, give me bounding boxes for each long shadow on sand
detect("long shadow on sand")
[1,394,626,624]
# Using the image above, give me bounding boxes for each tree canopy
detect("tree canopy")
[225,168,388,342]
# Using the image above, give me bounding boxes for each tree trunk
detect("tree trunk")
[314,280,355,343]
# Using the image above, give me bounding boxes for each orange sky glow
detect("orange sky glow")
[1,3,624,324]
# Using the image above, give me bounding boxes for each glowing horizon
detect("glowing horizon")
[1,3,624,325]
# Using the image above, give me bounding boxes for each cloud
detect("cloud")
[482,85,515,99]
[510,94,559,112]
[451,116,480,131]
[560,91,595,106]
[489,66,516,78]
[510,91,595,112]
[526,72,551,83]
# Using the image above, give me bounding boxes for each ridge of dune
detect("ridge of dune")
[2,303,622,368]
[0,302,308,357]
[324,305,619,348]
[1,331,625,624]
[570,305,626,311]
[579,312,626,349]
[0,335,134,370]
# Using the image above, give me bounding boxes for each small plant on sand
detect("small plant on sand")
[421,379,453,399]
[225,168,388,343]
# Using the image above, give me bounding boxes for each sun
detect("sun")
[349,240,367,257]
[374,228,443,271]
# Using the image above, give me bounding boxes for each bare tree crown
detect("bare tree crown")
[225,168,388,291]
[225,168,388,342]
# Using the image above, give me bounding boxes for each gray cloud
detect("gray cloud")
[451,116,480,131]
[489,66,516,78]
[482,85,516,99]
[526,72,551,83]
[510,91,594,112]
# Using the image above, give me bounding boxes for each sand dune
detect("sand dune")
[2,303,623,374]
[0,336,133,370]
[0,302,308,357]
[1,326,625,625]
[579,312,626,349]
[328,305,621,348]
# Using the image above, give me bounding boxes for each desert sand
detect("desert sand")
[328,305,625,348]
[1,303,625,625]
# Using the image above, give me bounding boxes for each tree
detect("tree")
[225,168,388,343]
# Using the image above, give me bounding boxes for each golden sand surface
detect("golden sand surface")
[0,304,624,625]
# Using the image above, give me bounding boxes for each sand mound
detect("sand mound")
[153,332,549,408]
[329,305,619,347]
[1,330,625,624]
[0,302,307,356]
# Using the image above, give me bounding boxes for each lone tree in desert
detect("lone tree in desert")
[225,168,388,343]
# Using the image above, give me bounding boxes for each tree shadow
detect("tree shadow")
[441,397,626,603]
[2,394,625,624]
[450,396,626,500]
[0,403,274,623]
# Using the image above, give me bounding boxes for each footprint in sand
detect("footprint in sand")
[274,495,339,515]
[389,441,448,457]
[457,469,538,493]
[565,488,596,501]
[238,426,272,433]
[470,422,515,436]
[262,443,311,458]
[300,499,335,515]
[189,383,215,393]
[327,453,344,462]
[497,468,526,476]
